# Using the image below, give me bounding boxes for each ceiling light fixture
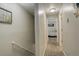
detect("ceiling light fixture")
[49,8,56,13]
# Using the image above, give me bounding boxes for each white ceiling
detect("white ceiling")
[44,3,62,15]
[19,3,62,16]
[19,3,35,15]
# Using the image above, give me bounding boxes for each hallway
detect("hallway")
[0,3,79,56]
[45,38,64,56]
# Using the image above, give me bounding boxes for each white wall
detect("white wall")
[0,3,34,55]
[61,3,79,55]
[59,6,63,47]
[35,4,48,56]
[35,4,39,55]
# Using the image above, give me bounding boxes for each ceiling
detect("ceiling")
[44,3,62,15]
[37,3,62,16]
[19,3,35,15]
[19,3,62,16]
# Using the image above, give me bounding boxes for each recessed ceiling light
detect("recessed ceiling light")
[49,8,56,12]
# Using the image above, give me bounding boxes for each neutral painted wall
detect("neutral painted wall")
[0,3,34,55]
[58,6,63,47]
[35,4,48,56]
[61,3,79,55]
[35,4,39,55]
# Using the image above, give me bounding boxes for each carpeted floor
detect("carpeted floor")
[44,38,64,56]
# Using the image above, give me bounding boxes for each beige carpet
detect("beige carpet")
[44,38,64,56]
